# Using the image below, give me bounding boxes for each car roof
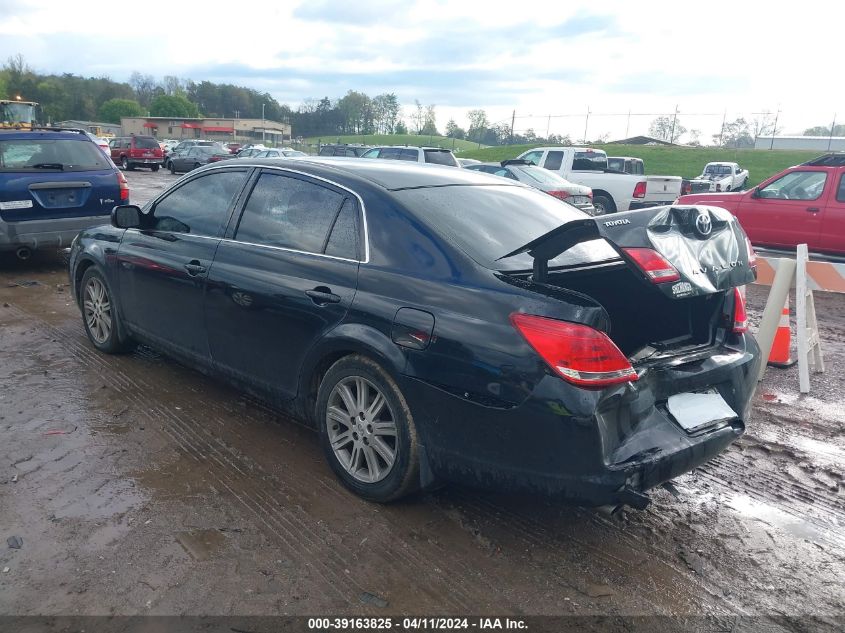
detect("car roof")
[203,156,518,191]
[0,129,93,141]
[368,145,453,151]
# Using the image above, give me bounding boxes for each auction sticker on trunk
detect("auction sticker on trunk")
[667,390,738,433]
[0,200,34,210]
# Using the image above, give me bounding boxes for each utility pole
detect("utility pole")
[718,110,727,147]
[510,109,516,145]
[769,106,780,150]
[625,109,631,138]
[669,104,679,144]
[828,114,837,152]
[546,114,551,139]
[583,106,590,144]
[262,102,266,144]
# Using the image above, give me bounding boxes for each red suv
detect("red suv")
[109,135,163,172]
[677,153,845,256]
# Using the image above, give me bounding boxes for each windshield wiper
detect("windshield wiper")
[30,163,64,170]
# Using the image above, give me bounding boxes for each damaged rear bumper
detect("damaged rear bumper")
[400,337,759,507]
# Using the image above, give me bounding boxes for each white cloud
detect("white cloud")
[0,0,842,139]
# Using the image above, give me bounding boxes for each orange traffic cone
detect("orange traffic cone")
[768,297,797,368]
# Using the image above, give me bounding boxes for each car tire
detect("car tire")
[151,164,159,172]
[80,267,133,354]
[592,194,616,214]
[120,156,130,170]
[317,355,420,502]
[193,162,201,170]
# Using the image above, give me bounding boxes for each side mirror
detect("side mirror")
[750,187,760,199]
[111,204,142,229]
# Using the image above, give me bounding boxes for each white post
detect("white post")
[796,244,824,393]
[756,258,796,382]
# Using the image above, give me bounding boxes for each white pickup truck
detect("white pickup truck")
[690,162,749,192]
[518,147,682,213]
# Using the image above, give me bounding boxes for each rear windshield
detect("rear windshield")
[572,151,608,171]
[424,149,458,166]
[0,138,112,172]
[134,137,160,149]
[512,165,571,186]
[394,185,617,271]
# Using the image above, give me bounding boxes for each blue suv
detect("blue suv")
[0,128,128,259]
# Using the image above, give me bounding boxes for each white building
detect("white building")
[755,135,845,151]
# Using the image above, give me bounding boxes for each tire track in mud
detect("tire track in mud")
[4,304,502,612]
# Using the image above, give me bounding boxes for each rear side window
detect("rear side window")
[235,172,345,254]
[572,151,608,171]
[379,148,402,160]
[424,149,457,166]
[134,137,159,149]
[0,138,111,172]
[151,170,248,236]
[400,148,419,161]
[543,151,564,170]
[325,199,361,259]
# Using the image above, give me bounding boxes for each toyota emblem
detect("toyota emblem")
[695,211,712,237]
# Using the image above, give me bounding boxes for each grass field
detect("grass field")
[300,134,486,153]
[461,144,823,187]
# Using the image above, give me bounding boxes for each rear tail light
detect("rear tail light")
[622,247,680,283]
[511,313,637,388]
[745,237,757,269]
[732,287,748,333]
[547,190,571,200]
[117,171,129,201]
[633,181,647,198]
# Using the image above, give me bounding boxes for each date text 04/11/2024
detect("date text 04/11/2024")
[307,617,528,630]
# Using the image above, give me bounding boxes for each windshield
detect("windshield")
[0,138,111,171]
[394,185,617,271]
[0,102,36,125]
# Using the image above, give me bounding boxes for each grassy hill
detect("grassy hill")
[301,134,486,153]
[461,144,822,187]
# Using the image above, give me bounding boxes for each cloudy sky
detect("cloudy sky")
[1,0,842,141]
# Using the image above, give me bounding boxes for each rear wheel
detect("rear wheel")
[80,268,133,354]
[317,355,420,502]
[592,194,616,214]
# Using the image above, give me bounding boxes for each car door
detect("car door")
[735,169,828,249]
[819,170,845,254]
[115,168,251,362]
[204,168,362,401]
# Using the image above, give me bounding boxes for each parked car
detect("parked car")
[84,132,111,157]
[68,158,759,508]
[109,135,164,171]
[225,143,242,154]
[689,162,749,192]
[254,149,308,158]
[677,153,845,255]
[318,144,372,157]
[361,146,459,167]
[464,159,598,215]
[518,147,681,214]
[171,140,217,154]
[1,127,128,258]
[236,148,266,159]
[168,146,231,174]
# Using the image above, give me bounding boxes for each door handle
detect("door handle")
[806,207,821,213]
[183,260,207,276]
[305,287,341,305]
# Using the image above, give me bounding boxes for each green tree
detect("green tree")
[445,119,465,139]
[648,115,686,144]
[466,109,488,142]
[99,98,145,123]
[149,94,200,118]
[420,104,438,136]
[803,124,845,136]
[394,119,408,135]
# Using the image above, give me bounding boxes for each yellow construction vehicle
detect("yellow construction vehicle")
[0,98,39,129]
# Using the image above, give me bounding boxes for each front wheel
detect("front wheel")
[317,355,420,502]
[80,268,133,354]
[120,156,131,170]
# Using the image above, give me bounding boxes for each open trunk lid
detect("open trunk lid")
[500,204,756,298]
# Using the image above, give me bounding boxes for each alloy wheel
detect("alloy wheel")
[326,376,398,483]
[83,277,112,344]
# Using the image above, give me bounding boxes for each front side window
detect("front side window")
[235,172,346,254]
[759,171,827,201]
[520,150,544,166]
[150,170,248,236]
[361,148,380,158]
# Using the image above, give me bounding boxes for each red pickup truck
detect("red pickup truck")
[677,153,845,256]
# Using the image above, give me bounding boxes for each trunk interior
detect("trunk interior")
[543,263,726,357]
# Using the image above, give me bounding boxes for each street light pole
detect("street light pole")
[262,103,266,144]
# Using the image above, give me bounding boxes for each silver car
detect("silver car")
[464,160,599,215]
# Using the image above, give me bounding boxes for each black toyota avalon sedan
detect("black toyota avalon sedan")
[68,158,760,508]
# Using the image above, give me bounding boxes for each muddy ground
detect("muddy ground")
[0,170,843,624]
